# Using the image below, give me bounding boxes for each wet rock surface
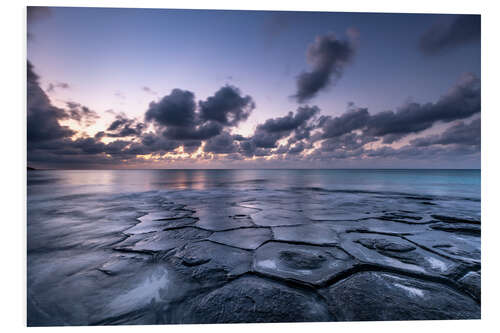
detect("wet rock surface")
[170,276,332,323]
[319,271,480,321]
[27,184,481,325]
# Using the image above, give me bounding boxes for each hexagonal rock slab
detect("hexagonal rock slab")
[253,242,356,286]
[251,209,311,227]
[168,240,253,286]
[114,227,211,253]
[340,232,458,277]
[272,223,340,246]
[191,204,258,231]
[170,276,332,323]
[405,230,480,264]
[208,228,272,250]
[319,271,480,321]
[125,213,197,235]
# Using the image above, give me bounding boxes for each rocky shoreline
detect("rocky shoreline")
[28,188,481,325]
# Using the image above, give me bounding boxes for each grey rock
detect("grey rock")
[208,227,272,250]
[251,209,311,227]
[169,240,253,286]
[341,233,458,277]
[114,227,211,253]
[458,271,481,300]
[253,242,356,286]
[319,271,480,321]
[170,276,332,323]
[272,223,340,246]
[405,230,480,264]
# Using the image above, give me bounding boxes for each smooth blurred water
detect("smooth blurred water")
[27,169,480,200]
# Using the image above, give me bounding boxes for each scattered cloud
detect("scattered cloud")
[294,32,357,103]
[419,15,480,55]
[47,82,70,93]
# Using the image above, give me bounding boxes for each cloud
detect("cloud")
[27,61,75,143]
[419,15,480,55]
[320,133,376,152]
[162,121,222,141]
[145,86,254,143]
[145,89,197,127]
[106,113,144,137]
[27,7,51,40]
[47,82,70,92]
[142,86,157,95]
[66,102,100,126]
[204,132,238,154]
[319,107,370,138]
[365,73,480,141]
[199,85,255,126]
[410,118,480,147]
[294,32,357,103]
[252,105,319,149]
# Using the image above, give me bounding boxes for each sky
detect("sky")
[27,7,481,169]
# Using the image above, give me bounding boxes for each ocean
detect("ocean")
[27,169,481,325]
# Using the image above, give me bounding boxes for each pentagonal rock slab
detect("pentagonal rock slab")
[253,241,356,286]
[169,240,253,286]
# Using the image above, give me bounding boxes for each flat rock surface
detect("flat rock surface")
[170,276,333,323]
[405,230,480,264]
[208,228,272,250]
[340,233,459,277]
[272,223,340,246]
[27,182,481,325]
[254,242,356,286]
[319,271,480,321]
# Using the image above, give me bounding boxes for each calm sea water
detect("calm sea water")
[28,169,480,199]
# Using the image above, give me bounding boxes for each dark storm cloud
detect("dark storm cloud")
[365,73,480,140]
[294,33,357,103]
[204,132,238,154]
[66,102,100,126]
[199,85,255,126]
[419,15,480,55]
[106,114,144,138]
[410,118,480,147]
[145,89,197,127]
[27,61,75,143]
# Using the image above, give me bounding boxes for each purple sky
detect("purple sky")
[27,7,480,169]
